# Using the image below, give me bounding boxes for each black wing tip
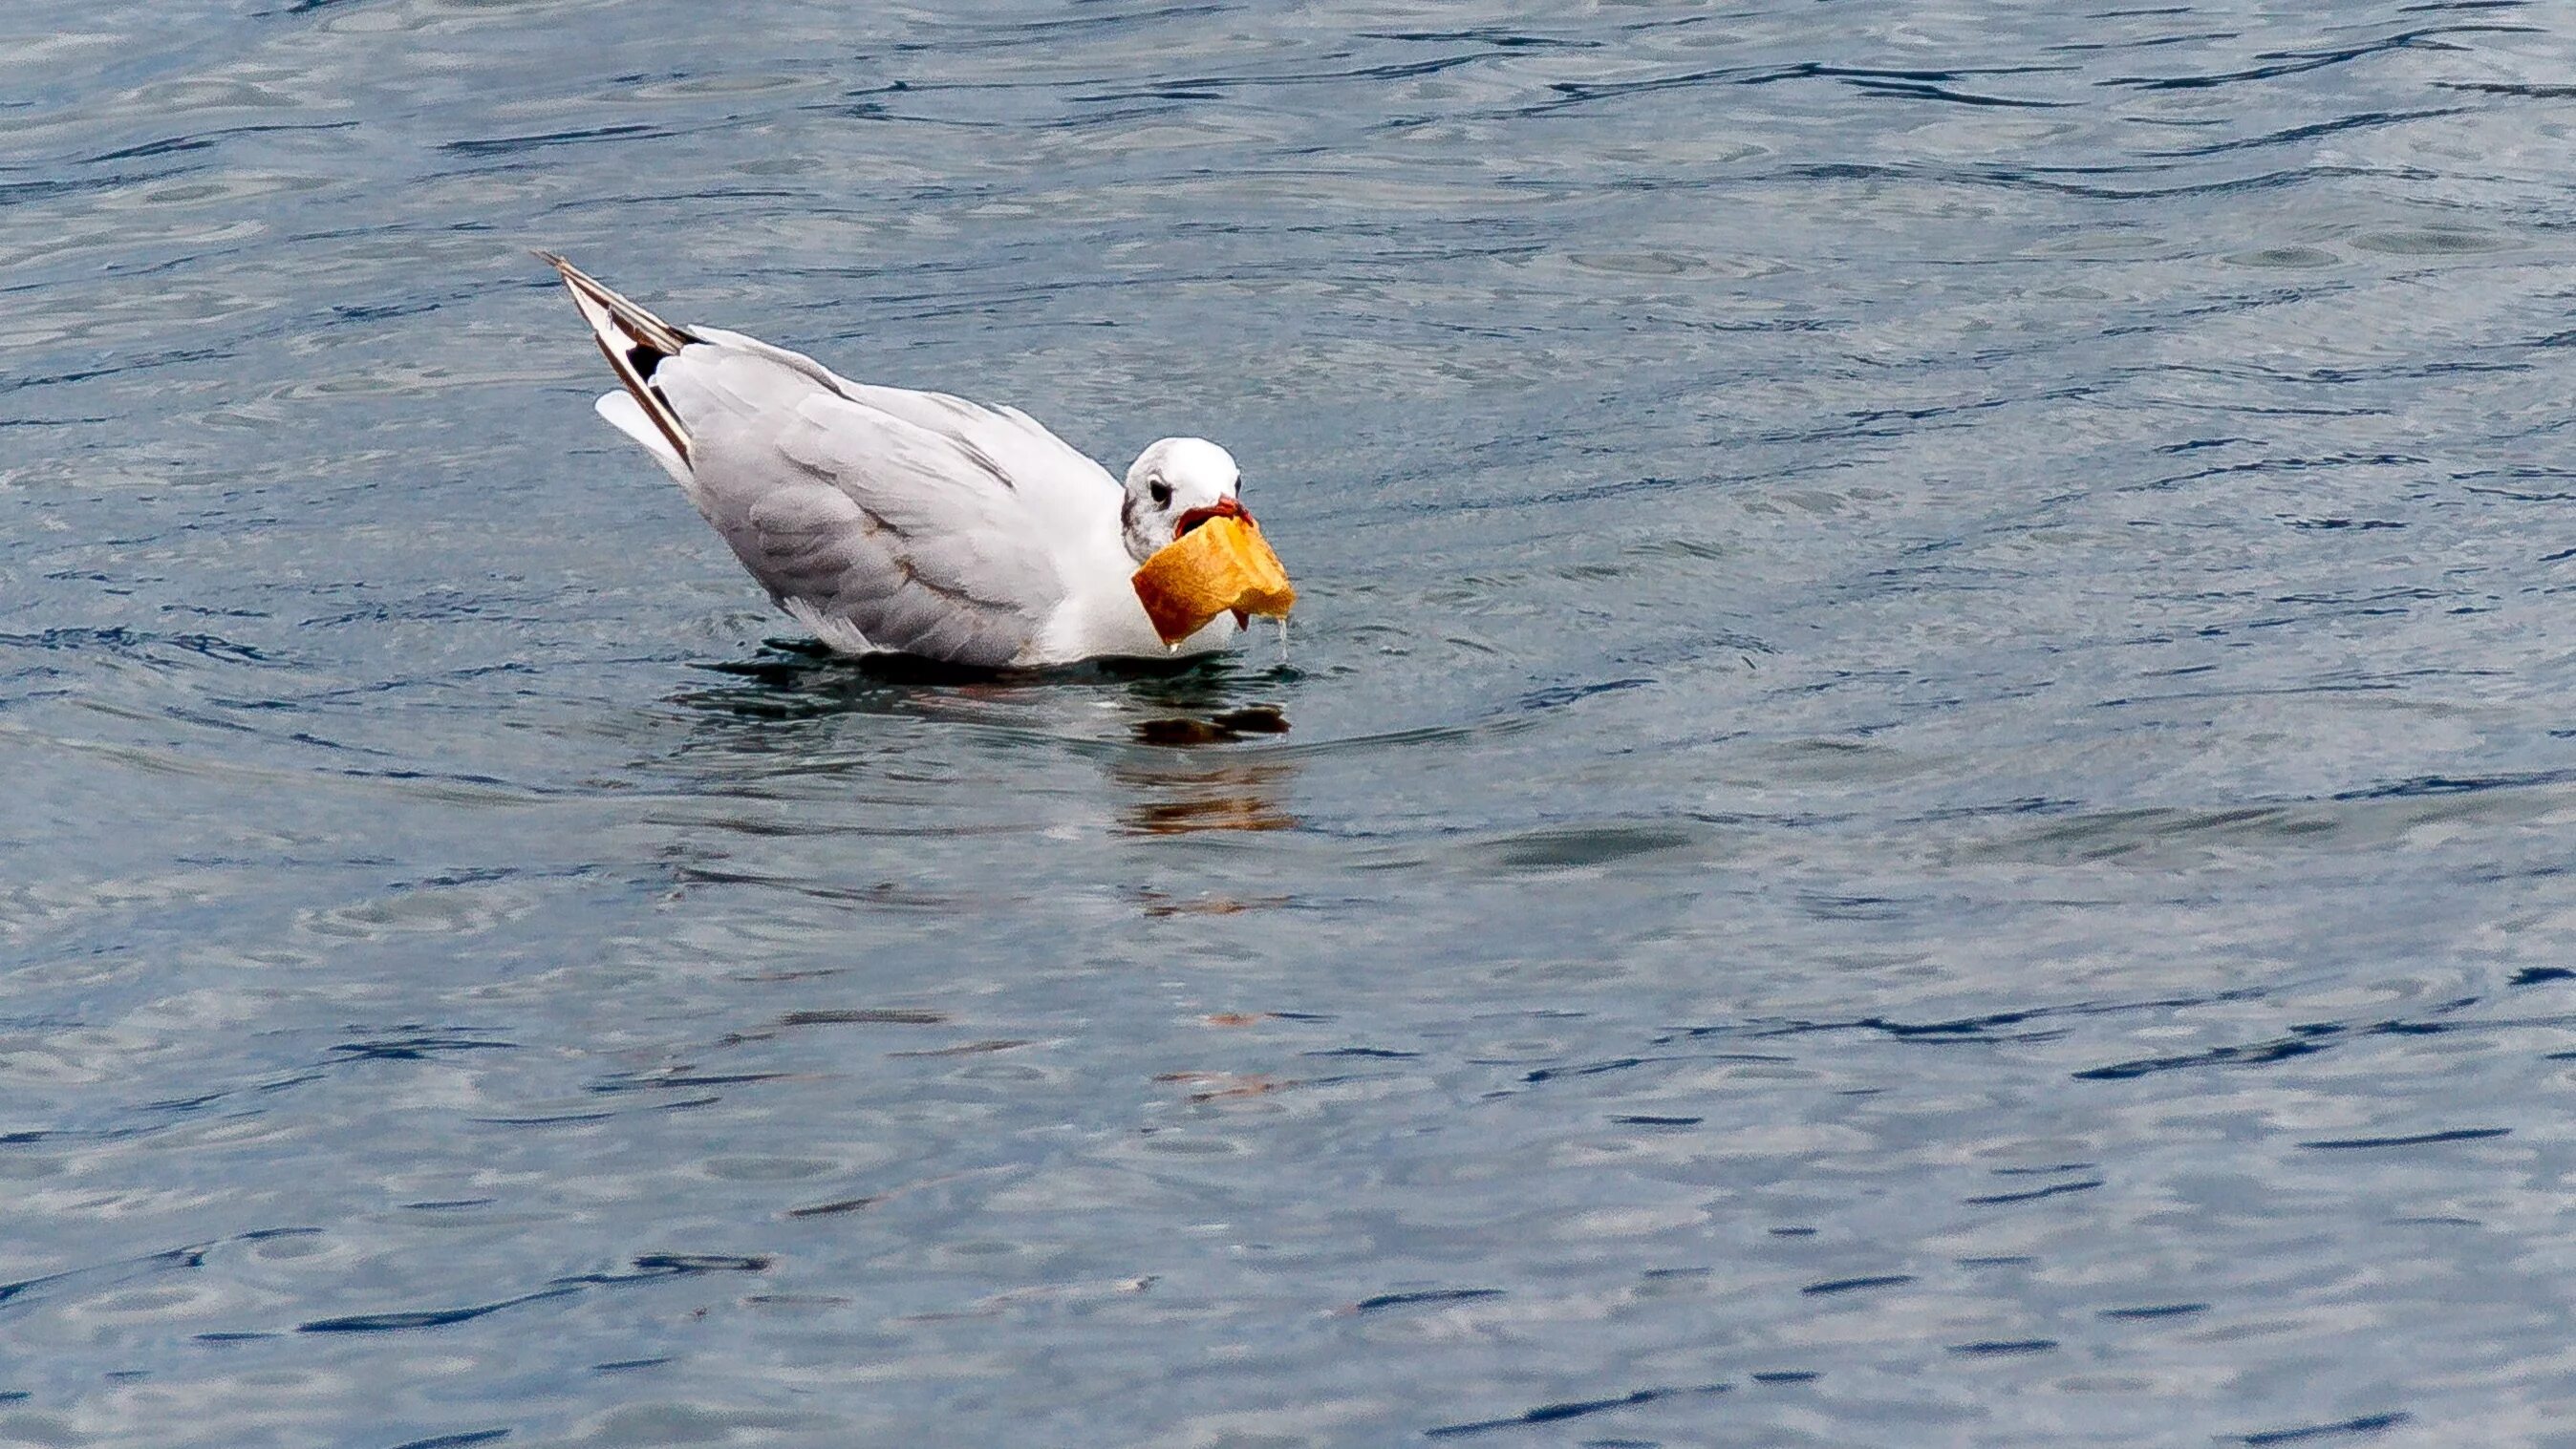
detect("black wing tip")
[537,249,696,463]
[536,251,698,352]
[531,248,597,290]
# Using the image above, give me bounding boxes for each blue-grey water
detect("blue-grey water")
[7,2,2576,1444]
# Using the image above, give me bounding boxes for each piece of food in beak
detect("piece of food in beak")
[1131,514,1298,647]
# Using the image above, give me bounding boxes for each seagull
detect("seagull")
[538,252,1282,667]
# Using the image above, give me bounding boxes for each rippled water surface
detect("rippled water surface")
[10,2,2576,1444]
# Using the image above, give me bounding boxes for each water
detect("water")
[7,2,2576,1443]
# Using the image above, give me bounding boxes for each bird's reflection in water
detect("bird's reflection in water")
[676,641,1085,730]
[1109,750,1298,837]
[664,639,1301,842]
[1131,704,1289,747]
[1109,662,1298,837]
[674,640,1290,727]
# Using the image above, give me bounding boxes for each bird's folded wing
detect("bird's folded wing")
[688,327,1123,539]
[664,348,1073,667]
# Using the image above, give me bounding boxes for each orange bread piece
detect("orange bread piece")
[1130,515,1297,646]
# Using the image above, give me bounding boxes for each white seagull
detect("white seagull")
[540,252,1279,667]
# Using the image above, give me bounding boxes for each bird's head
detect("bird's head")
[1122,437,1248,565]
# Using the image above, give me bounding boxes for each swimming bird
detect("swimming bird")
[539,252,1286,666]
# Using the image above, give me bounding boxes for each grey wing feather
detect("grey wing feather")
[664,348,1070,667]
[688,328,1123,519]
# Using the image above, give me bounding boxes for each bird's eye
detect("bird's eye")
[1148,480,1171,507]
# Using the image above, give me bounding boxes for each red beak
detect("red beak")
[1172,496,1248,541]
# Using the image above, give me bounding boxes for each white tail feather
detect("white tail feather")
[594,393,693,488]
